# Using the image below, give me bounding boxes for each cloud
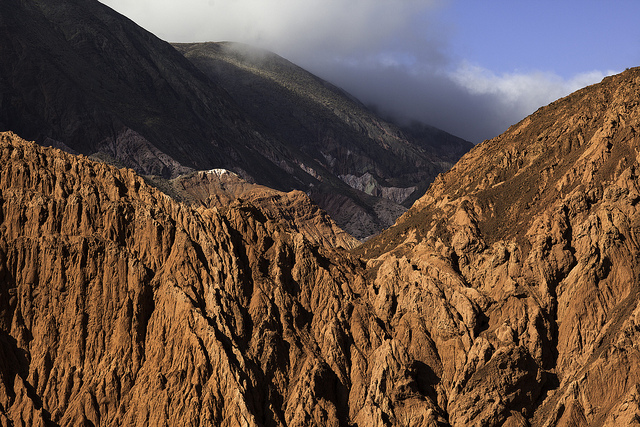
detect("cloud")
[440,65,617,140]
[103,0,444,57]
[308,57,617,142]
[100,0,620,143]
[450,63,617,120]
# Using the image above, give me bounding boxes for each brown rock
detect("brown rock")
[3,66,640,426]
[0,131,436,426]
[0,132,373,425]
[360,67,640,426]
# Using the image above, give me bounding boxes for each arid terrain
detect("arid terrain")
[357,67,640,426]
[1,65,640,425]
[1,0,640,426]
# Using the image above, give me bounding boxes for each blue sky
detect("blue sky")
[100,0,640,142]
[441,1,640,78]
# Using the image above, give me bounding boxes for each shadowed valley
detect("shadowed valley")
[0,0,471,240]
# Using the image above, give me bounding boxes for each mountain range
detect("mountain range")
[0,0,472,240]
[1,0,640,426]
[356,67,640,425]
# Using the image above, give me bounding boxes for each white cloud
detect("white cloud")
[99,0,623,143]
[449,63,618,131]
[101,0,443,58]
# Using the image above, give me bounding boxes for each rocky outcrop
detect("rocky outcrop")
[359,67,640,425]
[339,172,417,205]
[0,132,435,426]
[153,168,359,250]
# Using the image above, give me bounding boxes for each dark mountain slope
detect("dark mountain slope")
[356,67,640,425]
[0,1,472,239]
[173,41,473,236]
[0,0,311,189]
[173,42,470,188]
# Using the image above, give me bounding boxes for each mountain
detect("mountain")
[0,0,472,240]
[0,131,438,426]
[0,132,340,425]
[0,0,288,184]
[1,65,640,425]
[4,0,639,425]
[357,67,640,425]
[173,42,470,189]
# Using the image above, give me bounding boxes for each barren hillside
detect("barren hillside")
[359,67,640,426]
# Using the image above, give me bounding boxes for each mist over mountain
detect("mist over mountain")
[0,0,471,240]
[99,0,631,144]
[306,59,618,143]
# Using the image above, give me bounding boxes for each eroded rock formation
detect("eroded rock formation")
[359,67,640,426]
[0,132,430,426]
[1,66,640,426]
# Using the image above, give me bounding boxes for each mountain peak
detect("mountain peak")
[356,66,640,425]
[0,0,472,240]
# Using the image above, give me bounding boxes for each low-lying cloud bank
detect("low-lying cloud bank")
[100,0,619,143]
[311,58,616,142]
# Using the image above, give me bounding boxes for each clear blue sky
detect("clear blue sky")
[100,0,640,142]
[440,1,640,78]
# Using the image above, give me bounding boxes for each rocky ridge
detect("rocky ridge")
[358,67,640,425]
[1,41,640,427]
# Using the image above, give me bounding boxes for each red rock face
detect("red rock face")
[0,132,379,425]
[2,66,640,426]
[359,67,640,425]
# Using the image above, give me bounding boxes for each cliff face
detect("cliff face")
[0,134,360,425]
[1,60,640,427]
[359,67,640,425]
[0,132,441,426]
